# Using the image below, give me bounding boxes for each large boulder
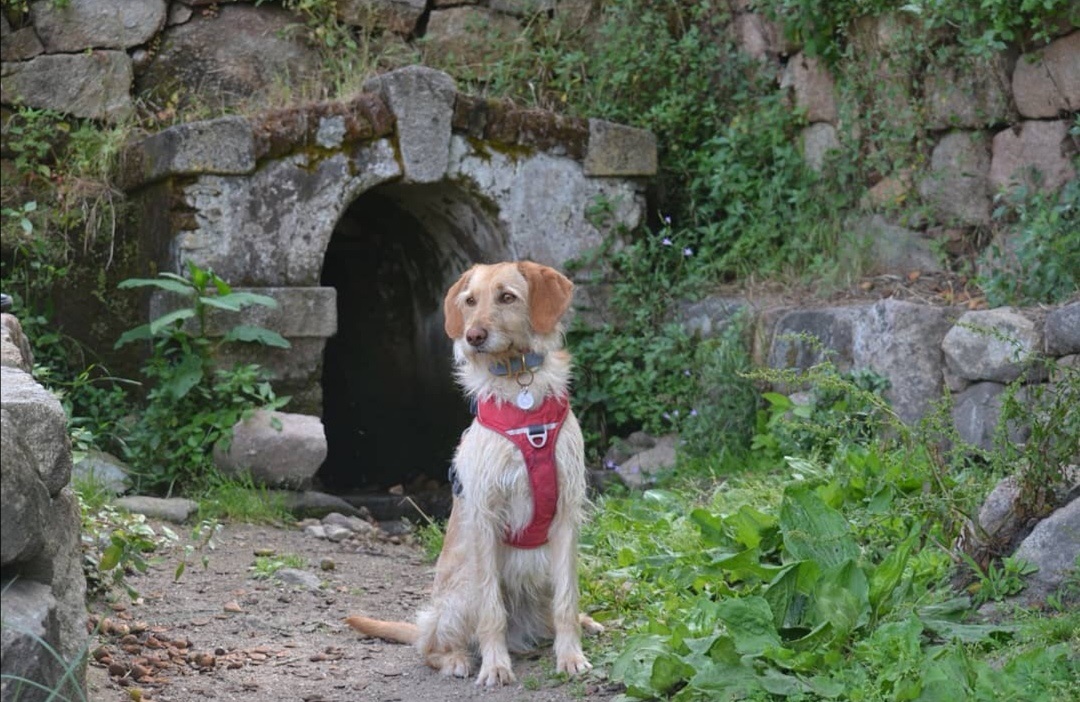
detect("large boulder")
[0,51,134,121]
[942,308,1042,384]
[989,119,1077,195]
[1012,497,1080,605]
[918,131,992,226]
[214,410,328,489]
[29,0,166,52]
[1012,31,1080,119]
[0,366,87,700]
[135,3,320,112]
[1045,302,1080,356]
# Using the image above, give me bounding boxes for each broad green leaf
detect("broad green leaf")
[99,544,122,571]
[650,652,695,695]
[149,308,196,335]
[114,323,153,349]
[691,508,727,546]
[726,505,778,550]
[118,277,193,295]
[764,562,802,629]
[174,561,187,582]
[920,618,1016,643]
[713,548,785,582]
[611,634,672,698]
[160,354,204,400]
[762,392,793,408]
[780,483,859,568]
[222,325,290,348]
[717,596,782,655]
[814,560,870,638]
[869,529,918,615]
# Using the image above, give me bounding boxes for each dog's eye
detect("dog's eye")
[499,292,517,304]
[465,296,477,307]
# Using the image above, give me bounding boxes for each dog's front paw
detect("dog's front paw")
[475,662,515,687]
[557,651,593,675]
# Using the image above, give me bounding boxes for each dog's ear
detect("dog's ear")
[443,268,473,339]
[518,261,574,334]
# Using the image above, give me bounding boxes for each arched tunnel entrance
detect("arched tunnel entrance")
[316,183,505,510]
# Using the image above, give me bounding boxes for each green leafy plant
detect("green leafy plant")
[977,178,1080,307]
[962,555,1039,606]
[79,498,179,601]
[250,553,307,579]
[115,262,290,494]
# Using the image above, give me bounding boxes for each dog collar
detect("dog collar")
[488,351,545,377]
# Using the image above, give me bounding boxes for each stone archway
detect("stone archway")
[121,66,656,495]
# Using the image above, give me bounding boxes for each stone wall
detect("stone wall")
[682,297,1080,450]
[0,314,88,701]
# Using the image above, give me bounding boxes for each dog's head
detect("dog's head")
[443,261,574,361]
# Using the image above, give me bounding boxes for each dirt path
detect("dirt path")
[86,521,620,702]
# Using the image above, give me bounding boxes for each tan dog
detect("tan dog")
[346,261,600,686]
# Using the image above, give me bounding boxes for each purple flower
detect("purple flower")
[683,369,691,376]
[690,408,699,417]
[663,215,672,225]
[662,412,671,421]
[683,247,693,257]
[662,237,673,246]
[604,459,619,470]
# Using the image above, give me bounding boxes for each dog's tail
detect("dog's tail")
[345,615,419,645]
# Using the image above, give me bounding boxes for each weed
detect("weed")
[196,474,291,524]
[977,178,1080,307]
[251,553,307,579]
[114,262,290,494]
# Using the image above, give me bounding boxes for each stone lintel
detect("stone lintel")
[250,94,396,161]
[584,119,658,177]
[119,115,255,190]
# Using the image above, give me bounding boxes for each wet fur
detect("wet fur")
[346,261,600,686]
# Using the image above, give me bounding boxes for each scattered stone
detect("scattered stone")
[323,524,352,543]
[282,491,368,520]
[273,568,322,590]
[322,512,376,535]
[222,601,243,614]
[615,434,679,488]
[253,548,276,557]
[319,558,336,571]
[304,524,327,540]
[72,449,130,495]
[113,496,198,524]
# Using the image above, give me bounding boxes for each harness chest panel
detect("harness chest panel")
[474,394,570,549]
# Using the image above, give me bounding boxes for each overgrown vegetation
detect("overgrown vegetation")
[111,263,291,495]
[2,2,1078,696]
[579,360,1080,701]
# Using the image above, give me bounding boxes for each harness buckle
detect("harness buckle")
[506,422,557,449]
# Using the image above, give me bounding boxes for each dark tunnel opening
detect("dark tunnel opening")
[316,188,475,500]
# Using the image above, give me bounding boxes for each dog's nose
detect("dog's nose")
[466,327,488,347]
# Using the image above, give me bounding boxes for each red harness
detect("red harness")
[475,394,570,549]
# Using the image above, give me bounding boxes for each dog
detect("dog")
[346,261,601,687]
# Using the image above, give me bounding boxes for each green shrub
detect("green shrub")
[115,263,290,495]
[977,178,1080,307]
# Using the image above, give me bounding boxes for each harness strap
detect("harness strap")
[474,395,570,549]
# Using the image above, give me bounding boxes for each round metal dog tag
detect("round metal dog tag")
[516,388,535,410]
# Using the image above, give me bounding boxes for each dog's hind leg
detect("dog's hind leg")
[416,605,472,678]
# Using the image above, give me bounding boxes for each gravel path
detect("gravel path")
[86,521,619,702]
